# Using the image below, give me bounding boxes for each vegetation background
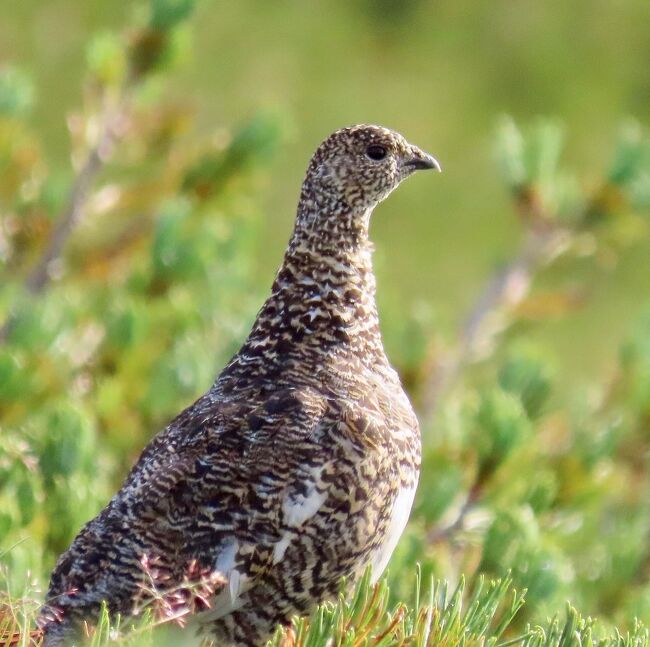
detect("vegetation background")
[0,1,649,644]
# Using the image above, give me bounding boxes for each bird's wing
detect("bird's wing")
[45,385,339,622]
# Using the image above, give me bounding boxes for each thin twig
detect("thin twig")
[427,496,476,545]
[0,86,131,344]
[419,223,567,422]
[426,470,489,544]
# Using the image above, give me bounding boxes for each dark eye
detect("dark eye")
[366,145,387,161]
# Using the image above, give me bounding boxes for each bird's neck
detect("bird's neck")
[265,201,382,352]
[275,210,379,334]
[284,198,375,284]
[218,202,388,391]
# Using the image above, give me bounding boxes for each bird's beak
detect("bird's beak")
[404,147,442,172]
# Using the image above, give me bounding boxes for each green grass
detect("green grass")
[2,568,648,646]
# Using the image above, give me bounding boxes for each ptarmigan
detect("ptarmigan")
[41,125,440,646]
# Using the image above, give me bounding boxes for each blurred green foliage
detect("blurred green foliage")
[0,1,649,645]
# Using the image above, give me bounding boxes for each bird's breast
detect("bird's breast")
[368,480,418,582]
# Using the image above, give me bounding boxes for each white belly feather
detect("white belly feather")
[369,482,417,583]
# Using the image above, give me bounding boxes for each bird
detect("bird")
[40,124,441,646]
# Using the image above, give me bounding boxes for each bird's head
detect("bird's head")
[302,124,441,214]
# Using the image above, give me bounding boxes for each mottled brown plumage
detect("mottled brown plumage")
[41,125,440,646]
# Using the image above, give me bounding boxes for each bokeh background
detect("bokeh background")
[1,0,649,642]
[3,0,649,381]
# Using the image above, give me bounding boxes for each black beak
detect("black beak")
[404,150,442,172]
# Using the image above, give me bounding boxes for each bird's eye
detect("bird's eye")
[366,145,387,161]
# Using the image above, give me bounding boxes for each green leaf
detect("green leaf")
[0,66,34,117]
[87,32,128,86]
[495,116,527,191]
[475,388,531,474]
[37,402,96,484]
[150,0,197,30]
[182,111,286,199]
[498,346,553,420]
[608,121,650,188]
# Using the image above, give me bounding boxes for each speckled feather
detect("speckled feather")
[41,125,440,646]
